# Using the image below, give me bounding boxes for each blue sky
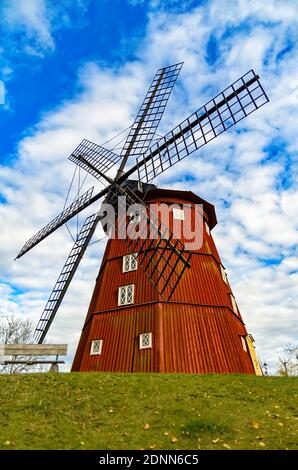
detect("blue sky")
[0,0,149,159]
[0,0,297,373]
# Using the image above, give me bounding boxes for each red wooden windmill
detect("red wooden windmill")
[16,63,268,374]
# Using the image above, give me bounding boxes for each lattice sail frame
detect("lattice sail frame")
[68,139,121,181]
[136,70,269,182]
[120,62,183,160]
[116,186,192,302]
[15,187,94,260]
[34,213,99,343]
[16,69,269,262]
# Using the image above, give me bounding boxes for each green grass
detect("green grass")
[0,373,297,450]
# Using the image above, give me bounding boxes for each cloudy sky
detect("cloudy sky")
[0,0,297,374]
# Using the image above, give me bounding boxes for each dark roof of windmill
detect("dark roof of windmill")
[145,187,217,230]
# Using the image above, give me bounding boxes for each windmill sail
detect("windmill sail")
[69,139,121,181]
[15,187,95,260]
[136,70,269,182]
[116,186,192,301]
[126,218,192,302]
[118,62,183,166]
[15,70,269,261]
[34,213,100,343]
[15,64,183,261]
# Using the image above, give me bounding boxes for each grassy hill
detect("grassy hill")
[0,373,297,450]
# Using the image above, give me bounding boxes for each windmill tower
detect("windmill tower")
[15,63,268,374]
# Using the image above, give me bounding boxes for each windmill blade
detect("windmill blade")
[118,62,183,168]
[15,70,269,262]
[15,187,94,259]
[127,218,192,302]
[117,186,192,302]
[35,213,100,343]
[69,139,121,181]
[136,69,269,182]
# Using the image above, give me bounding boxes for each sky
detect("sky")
[0,0,297,374]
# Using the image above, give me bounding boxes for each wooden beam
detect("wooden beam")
[1,360,65,365]
[0,344,68,356]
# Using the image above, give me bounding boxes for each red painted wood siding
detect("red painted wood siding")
[72,189,255,374]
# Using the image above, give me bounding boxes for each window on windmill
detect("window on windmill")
[173,207,185,220]
[240,336,248,352]
[118,284,135,306]
[123,253,138,273]
[220,265,228,284]
[90,339,103,356]
[129,210,141,224]
[230,294,238,315]
[205,221,210,235]
[139,332,152,350]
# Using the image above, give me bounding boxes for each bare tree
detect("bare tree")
[0,315,42,373]
[277,343,298,376]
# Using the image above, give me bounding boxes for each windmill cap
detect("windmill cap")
[144,187,217,230]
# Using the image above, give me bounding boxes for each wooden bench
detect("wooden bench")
[0,344,68,372]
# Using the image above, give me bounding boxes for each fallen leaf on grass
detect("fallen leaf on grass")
[143,423,150,430]
[251,421,260,429]
[259,442,266,447]
[223,443,231,449]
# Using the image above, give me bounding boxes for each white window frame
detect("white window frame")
[118,284,135,306]
[122,253,138,273]
[241,336,247,352]
[90,339,103,356]
[128,210,141,224]
[220,265,228,284]
[205,221,210,235]
[230,294,238,315]
[139,332,152,350]
[173,207,185,220]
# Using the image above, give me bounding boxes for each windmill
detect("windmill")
[16,63,269,374]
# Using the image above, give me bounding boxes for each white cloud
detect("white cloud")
[1,0,298,374]
[1,0,55,50]
[0,0,92,56]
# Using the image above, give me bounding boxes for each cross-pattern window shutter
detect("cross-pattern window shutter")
[139,332,152,349]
